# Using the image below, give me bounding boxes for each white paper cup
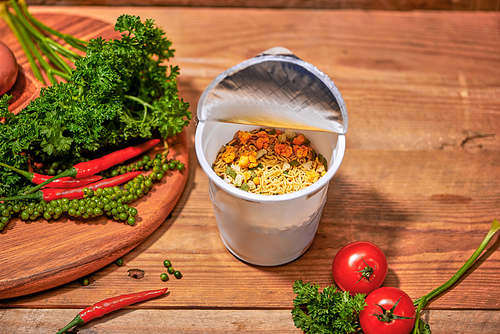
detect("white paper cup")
[195,47,348,266]
[196,123,345,266]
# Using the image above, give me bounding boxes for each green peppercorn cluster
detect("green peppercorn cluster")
[161,258,182,281]
[102,153,185,179]
[0,153,185,231]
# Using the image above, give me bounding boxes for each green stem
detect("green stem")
[414,218,500,307]
[0,191,42,202]
[18,0,88,52]
[23,168,77,195]
[55,314,85,334]
[9,0,74,75]
[124,94,155,123]
[7,11,57,83]
[412,295,428,334]
[0,2,45,83]
[124,94,155,110]
[0,162,33,181]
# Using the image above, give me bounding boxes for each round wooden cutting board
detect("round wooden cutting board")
[0,13,190,299]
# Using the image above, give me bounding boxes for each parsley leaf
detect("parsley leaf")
[291,280,366,334]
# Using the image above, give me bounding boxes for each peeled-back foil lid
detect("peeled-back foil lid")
[196,47,348,134]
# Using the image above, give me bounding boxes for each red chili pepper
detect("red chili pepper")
[33,174,103,188]
[55,287,168,334]
[73,139,160,179]
[0,162,102,188]
[25,139,160,194]
[0,171,141,202]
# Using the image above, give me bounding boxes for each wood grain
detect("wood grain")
[24,0,500,11]
[1,5,500,333]
[1,308,500,333]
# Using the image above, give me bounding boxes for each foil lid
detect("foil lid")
[196,47,348,134]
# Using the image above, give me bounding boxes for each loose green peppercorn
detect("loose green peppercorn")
[160,273,169,281]
[167,266,174,274]
[174,271,182,279]
[127,217,136,226]
[115,258,124,266]
[163,259,171,268]
[80,277,89,286]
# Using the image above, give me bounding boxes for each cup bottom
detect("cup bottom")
[220,233,315,266]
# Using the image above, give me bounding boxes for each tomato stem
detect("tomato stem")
[412,218,500,333]
[355,258,376,283]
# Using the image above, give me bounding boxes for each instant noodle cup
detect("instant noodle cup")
[195,47,347,266]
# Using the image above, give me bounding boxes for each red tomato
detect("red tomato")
[359,287,416,334]
[332,241,388,295]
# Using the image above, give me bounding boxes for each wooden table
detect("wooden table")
[1,5,500,333]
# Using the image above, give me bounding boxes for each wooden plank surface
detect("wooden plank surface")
[1,308,500,333]
[1,5,500,333]
[24,0,500,11]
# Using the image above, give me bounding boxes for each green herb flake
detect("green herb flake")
[225,166,237,179]
[318,154,328,172]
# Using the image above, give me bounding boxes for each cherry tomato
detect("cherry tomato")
[332,241,388,295]
[359,287,416,334]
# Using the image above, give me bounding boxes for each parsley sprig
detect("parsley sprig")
[0,1,191,197]
[292,280,366,334]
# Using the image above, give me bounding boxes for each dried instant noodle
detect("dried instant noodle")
[212,128,328,195]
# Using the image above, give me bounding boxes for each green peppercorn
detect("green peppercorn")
[80,277,89,286]
[177,162,185,171]
[167,266,174,274]
[174,271,182,279]
[163,259,171,268]
[127,217,136,226]
[129,207,138,216]
[115,258,124,266]
[160,273,169,281]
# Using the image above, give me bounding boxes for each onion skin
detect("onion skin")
[0,41,18,95]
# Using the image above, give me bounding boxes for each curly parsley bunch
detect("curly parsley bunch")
[0,12,190,197]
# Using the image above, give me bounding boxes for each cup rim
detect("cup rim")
[195,122,346,203]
